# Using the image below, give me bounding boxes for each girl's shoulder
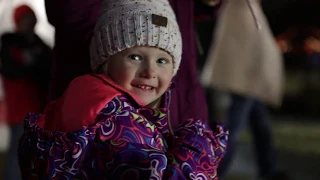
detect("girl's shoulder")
[41,74,125,131]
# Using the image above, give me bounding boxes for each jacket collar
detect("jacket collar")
[92,73,175,109]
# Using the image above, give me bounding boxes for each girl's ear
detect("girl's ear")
[96,62,108,74]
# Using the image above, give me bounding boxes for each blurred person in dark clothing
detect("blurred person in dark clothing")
[0,4,52,180]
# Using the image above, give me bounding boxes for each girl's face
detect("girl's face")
[103,46,174,107]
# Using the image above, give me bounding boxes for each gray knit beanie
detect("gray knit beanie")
[90,0,182,75]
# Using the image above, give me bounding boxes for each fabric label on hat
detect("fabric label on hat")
[152,14,168,27]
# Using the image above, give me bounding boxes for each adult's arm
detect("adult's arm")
[168,0,209,128]
[45,0,101,100]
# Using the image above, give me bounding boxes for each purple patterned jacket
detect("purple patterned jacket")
[18,74,228,179]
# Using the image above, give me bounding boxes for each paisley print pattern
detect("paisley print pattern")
[18,94,228,180]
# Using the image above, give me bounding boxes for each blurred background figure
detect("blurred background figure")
[201,0,284,179]
[0,4,52,180]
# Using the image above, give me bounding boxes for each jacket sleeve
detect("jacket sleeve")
[18,113,94,179]
[164,119,228,179]
[18,104,169,179]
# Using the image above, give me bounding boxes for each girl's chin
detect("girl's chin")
[145,98,162,108]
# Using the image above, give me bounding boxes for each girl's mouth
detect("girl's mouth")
[132,84,155,91]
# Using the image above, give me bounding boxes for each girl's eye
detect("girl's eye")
[157,58,168,64]
[128,55,142,61]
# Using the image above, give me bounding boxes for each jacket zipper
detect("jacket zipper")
[167,90,174,137]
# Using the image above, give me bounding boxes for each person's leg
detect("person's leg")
[248,100,277,178]
[4,123,23,180]
[218,93,254,177]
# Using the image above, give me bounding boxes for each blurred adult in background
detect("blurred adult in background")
[201,0,285,179]
[45,0,208,129]
[0,4,52,180]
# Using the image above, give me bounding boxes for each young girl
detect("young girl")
[18,0,228,179]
